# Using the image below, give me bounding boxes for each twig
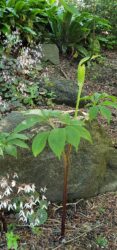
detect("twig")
[52,224,101,249]
[59,66,68,79]
[64,224,101,245]
[53,199,84,213]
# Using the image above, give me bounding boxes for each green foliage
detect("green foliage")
[96,236,108,247]
[48,2,110,54]
[6,231,20,250]
[0,131,29,157]
[0,0,50,46]
[81,0,117,49]
[81,92,117,123]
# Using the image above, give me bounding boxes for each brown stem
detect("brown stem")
[0,211,7,232]
[61,145,71,238]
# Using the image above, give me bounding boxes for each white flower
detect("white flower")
[40,187,47,193]
[42,195,47,200]
[4,186,12,196]
[13,173,18,179]
[0,178,8,188]
[11,180,16,187]
[20,202,23,209]
[17,186,24,193]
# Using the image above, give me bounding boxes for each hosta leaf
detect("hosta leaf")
[8,139,29,149]
[5,145,17,158]
[89,106,99,120]
[99,106,111,123]
[32,131,49,157]
[65,126,80,150]
[48,128,66,159]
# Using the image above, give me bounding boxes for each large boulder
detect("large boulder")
[0,111,116,201]
[39,79,84,106]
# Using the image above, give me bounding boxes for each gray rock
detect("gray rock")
[39,79,84,106]
[0,111,116,202]
[41,44,60,65]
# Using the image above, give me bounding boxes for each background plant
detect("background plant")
[0,0,113,56]
[0,173,48,235]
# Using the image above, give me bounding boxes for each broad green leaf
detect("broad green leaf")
[5,145,17,158]
[77,63,85,87]
[48,128,66,159]
[14,117,40,133]
[8,139,29,149]
[99,106,111,123]
[89,106,99,120]
[15,1,26,12]
[65,126,80,150]
[60,0,79,15]
[32,131,49,157]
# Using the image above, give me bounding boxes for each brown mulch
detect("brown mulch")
[1,192,117,249]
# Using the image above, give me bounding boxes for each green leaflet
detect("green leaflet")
[14,117,40,133]
[8,139,29,149]
[5,145,17,158]
[75,126,92,143]
[32,131,49,157]
[89,106,99,120]
[65,126,80,151]
[101,100,117,109]
[7,133,29,141]
[48,128,66,159]
[99,106,111,123]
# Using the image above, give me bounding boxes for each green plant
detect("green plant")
[0,131,29,157]
[0,173,48,234]
[13,56,117,238]
[47,0,111,55]
[81,92,117,123]
[6,231,20,250]
[96,236,108,247]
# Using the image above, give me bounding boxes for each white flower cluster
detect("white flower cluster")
[0,173,48,228]
[16,45,42,72]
